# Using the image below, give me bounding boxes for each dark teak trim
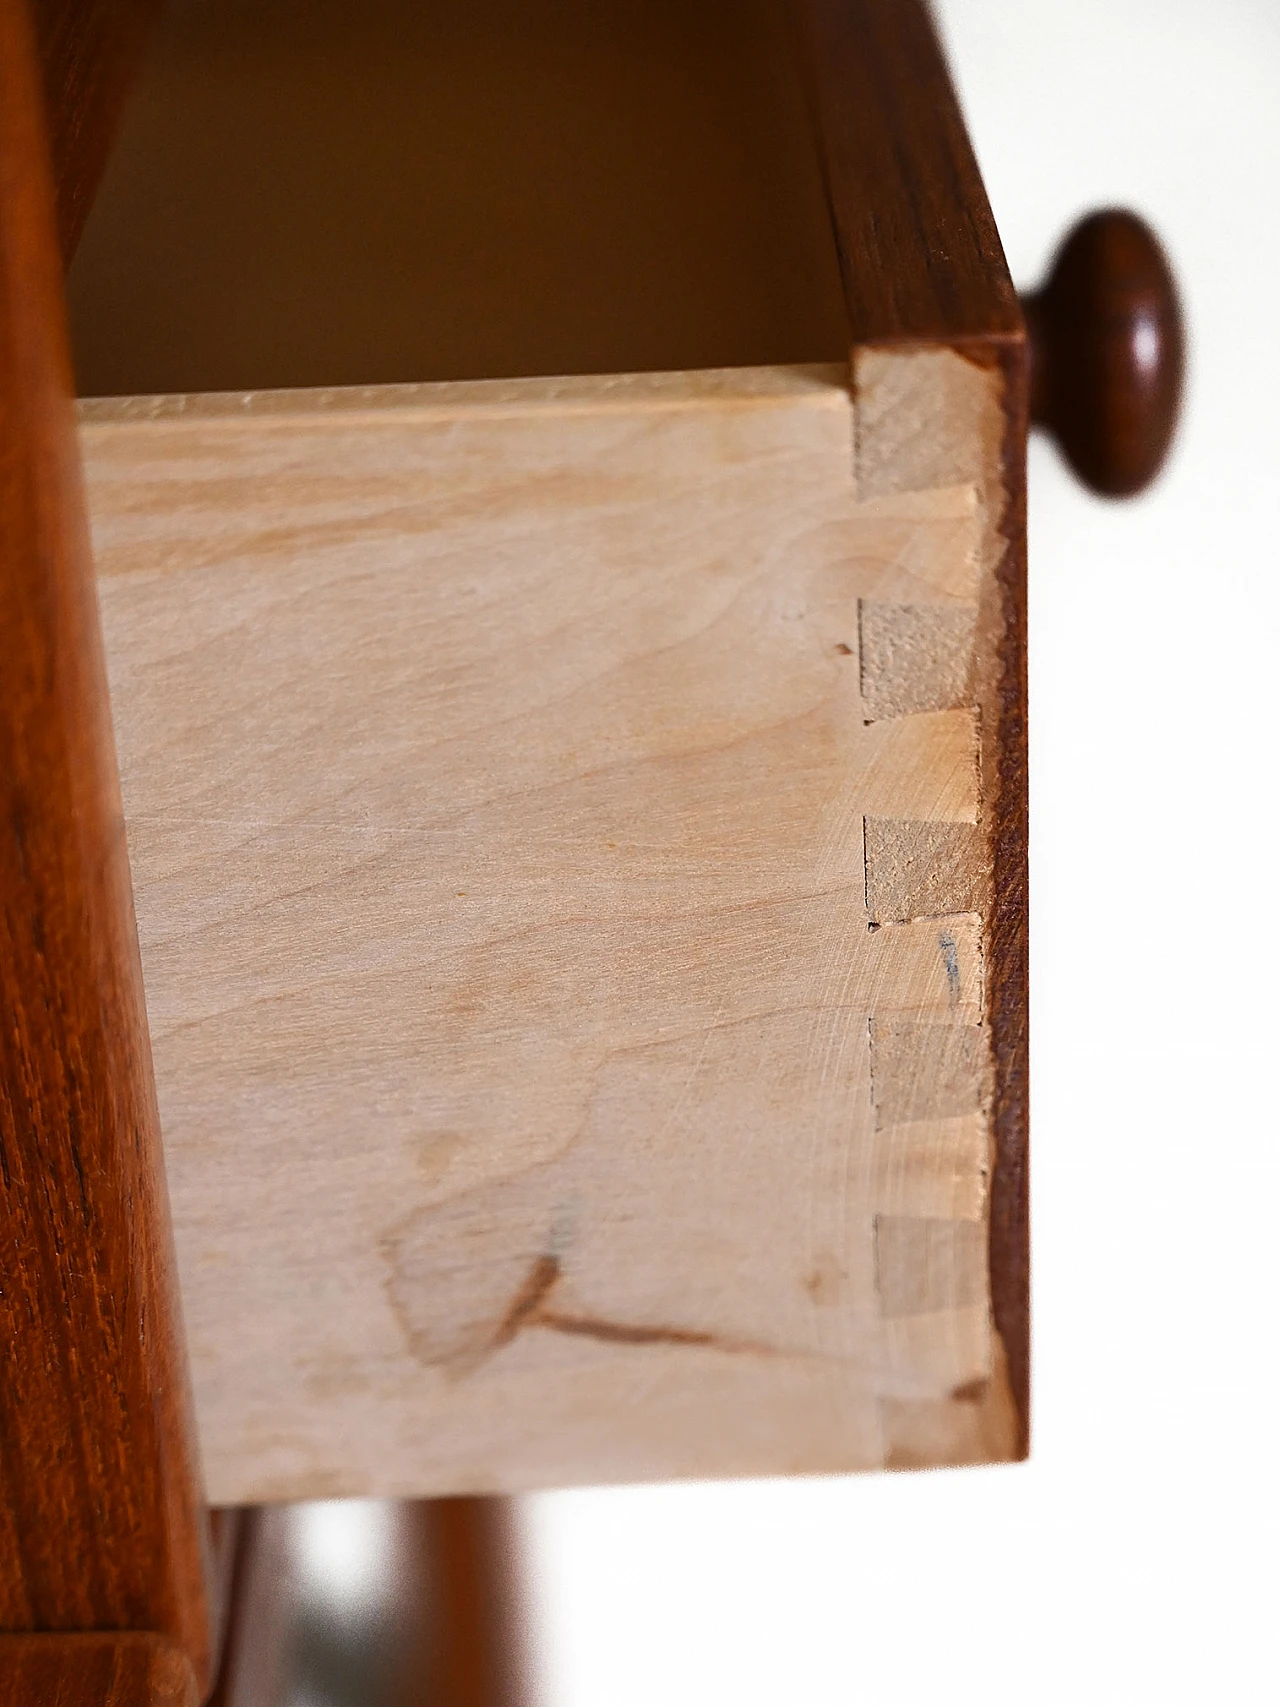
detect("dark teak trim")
[989,347,1030,1456]
[0,0,211,1680]
[793,0,1022,347]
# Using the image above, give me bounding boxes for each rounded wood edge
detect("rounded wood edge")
[0,1633,198,1707]
[0,0,211,1679]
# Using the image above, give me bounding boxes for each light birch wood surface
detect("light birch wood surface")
[83,356,1017,1500]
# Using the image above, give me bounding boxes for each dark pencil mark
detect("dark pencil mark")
[939,930,961,1004]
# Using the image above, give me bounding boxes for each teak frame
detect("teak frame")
[1,0,1027,1697]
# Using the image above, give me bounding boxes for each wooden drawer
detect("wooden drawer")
[67,0,1027,1503]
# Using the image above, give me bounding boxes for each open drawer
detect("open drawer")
[67,0,1028,1503]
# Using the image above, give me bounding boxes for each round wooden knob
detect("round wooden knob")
[1022,209,1184,497]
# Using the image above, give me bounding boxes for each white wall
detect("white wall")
[527,4,1280,1701]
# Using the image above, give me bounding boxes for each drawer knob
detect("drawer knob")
[1022,209,1184,497]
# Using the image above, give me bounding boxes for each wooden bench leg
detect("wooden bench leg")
[392,1499,532,1707]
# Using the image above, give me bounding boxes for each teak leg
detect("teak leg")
[392,1499,532,1707]
[205,1497,532,1707]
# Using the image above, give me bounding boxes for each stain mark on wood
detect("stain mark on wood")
[537,1313,721,1350]
[491,1251,562,1354]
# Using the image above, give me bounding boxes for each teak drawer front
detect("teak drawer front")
[68,0,1028,1501]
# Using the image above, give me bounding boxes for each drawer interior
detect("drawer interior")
[67,0,849,397]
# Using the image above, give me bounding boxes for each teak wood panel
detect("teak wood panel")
[0,0,211,1677]
[82,357,1020,1500]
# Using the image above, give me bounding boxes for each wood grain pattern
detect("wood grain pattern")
[81,360,1019,1497]
[792,0,1022,347]
[0,1634,196,1707]
[0,0,211,1677]
[31,0,163,265]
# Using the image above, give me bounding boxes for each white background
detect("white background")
[522,3,1280,1701]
